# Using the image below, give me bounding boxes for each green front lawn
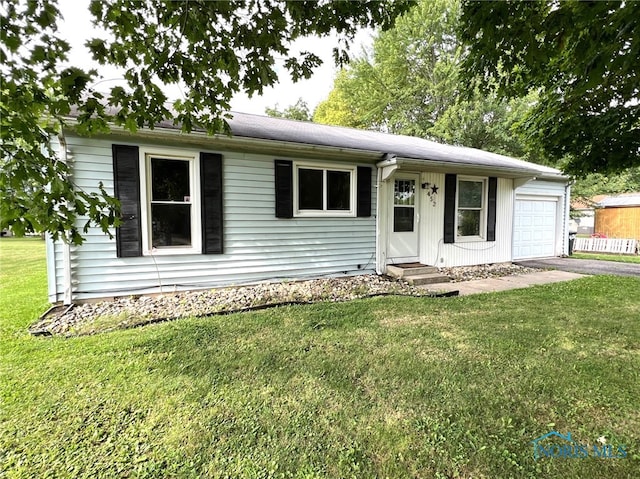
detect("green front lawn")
[570,252,640,264]
[1,238,639,478]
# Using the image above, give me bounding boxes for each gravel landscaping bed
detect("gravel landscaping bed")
[439,263,540,282]
[30,265,540,337]
[31,275,427,337]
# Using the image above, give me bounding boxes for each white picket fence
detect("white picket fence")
[573,237,638,255]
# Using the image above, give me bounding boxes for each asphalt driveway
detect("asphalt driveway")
[516,257,640,277]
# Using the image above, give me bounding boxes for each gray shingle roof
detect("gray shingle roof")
[224,112,563,177]
[68,106,564,178]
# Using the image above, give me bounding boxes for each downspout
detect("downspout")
[45,233,58,303]
[57,133,73,305]
[375,165,384,274]
[563,181,572,256]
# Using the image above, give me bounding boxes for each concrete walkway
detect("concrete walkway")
[425,270,587,296]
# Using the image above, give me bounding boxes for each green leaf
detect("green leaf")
[3,0,411,243]
[459,0,640,176]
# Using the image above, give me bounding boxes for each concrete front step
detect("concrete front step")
[404,273,451,286]
[387,264,439,278]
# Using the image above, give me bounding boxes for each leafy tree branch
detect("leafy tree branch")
[1,0,412,243]
[459,0,640,177]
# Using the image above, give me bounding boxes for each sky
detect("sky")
[57,0,374,116]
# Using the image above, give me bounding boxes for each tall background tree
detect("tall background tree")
[315,0,460,137]
[313,0,543,163]
[312,69,368,129]
[1,0,412,243]
[265,98,312,121]
[459,0,640,177]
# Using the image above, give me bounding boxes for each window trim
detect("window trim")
[293,162,356,217]
[139,147,202,256]
[456,176,487,241]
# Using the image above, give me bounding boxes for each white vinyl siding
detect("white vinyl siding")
[419,172,514,267]
[46,135,376,302]
[515,179,567,197]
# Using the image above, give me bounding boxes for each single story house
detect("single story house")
[46,112,570,303]
[594,193,640,240]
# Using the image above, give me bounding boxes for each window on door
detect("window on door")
[393,179,415,232]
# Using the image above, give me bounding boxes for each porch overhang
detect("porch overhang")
[376,156,565,181]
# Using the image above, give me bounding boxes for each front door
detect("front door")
[388,174,419,262]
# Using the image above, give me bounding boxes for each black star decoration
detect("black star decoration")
[431,184,439,195]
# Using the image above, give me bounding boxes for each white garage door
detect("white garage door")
[513,198,558,259]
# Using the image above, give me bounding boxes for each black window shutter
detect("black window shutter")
[443,173,457,244]
[200,152,223,254]
[486,177,497,242]
[274,159,293,218]
[356,166,372,217]
[112,144,142,257]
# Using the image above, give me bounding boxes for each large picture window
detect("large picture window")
[457,178,485,238]
[294,163,355,216]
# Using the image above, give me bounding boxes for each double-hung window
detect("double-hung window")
[457,178,486,239]
[294,163,355,216]
[141,150,201,255]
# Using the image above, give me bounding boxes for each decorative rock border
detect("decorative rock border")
[30,265,539,337]
[440,263,540,282]
[30,275,429,337]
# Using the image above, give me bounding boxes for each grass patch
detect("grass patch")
[2,238,639,478]
[0,238,50,334]
[67,311,155,336]
[570,252,640,264]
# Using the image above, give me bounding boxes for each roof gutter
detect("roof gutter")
[61,116,568,179]
[61,119,383,163]
[376,156,559,180]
